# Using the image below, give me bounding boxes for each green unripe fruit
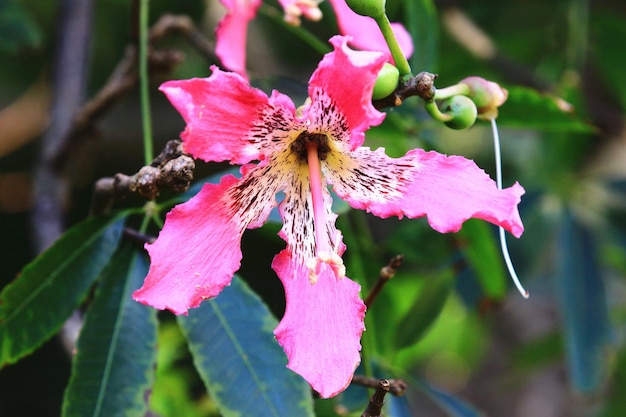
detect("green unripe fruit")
[345,0,386,18]
[372,63,399,100]
[459,76,508,120]
[441,95,477,130]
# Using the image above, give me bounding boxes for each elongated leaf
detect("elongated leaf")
[416,378,482,417]
[178,276,314,417]
[600,348,626,417]
[395,271,455,350]
[498,86,594,133]
[62,244,157,417]
[406,0,438,72]
[0,213,128,366]
[0,0,42,52]
[556,210,611,393]
[458,220,506,300]
[591,13,626,110]
[387,394,414,417]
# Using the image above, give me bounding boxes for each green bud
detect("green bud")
[441,95,477,130]
[372,63,399,100]
[345,0,386,19]
[459,76,508,120]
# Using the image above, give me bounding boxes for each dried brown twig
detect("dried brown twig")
[353,377,408,417]
[352,375,408,397]
[91,139,194,215]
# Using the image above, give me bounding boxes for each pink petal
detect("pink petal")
[133,167,283,314]
[327,0,414,60]
[215,0,262,76]
[307,36,386,149]
[325,147,525,237]
[160,69,296,165]
[272,249,365,398]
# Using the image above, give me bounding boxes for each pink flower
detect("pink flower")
[326,0,413,59]
[133,36,524,398]
[215,0,413,76]
[215,0,262,76]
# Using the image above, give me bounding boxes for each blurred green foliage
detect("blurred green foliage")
[1,0,625,416]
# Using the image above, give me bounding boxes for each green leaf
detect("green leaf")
[149,322,218,417]
[406,0,439,72]
[0,0,42,52]
[457,220,506,300]
[591,13,626,110]
[415,377,483,417]
[498,86,595,133]
[0,213,128,366]
[395,271,455,350]
[600,348,626,417]
[556,209,611,393]
[62,244,157,417]
[178,276,314,417]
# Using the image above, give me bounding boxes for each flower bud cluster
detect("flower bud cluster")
[440,95,477,130]
[372,63,399,100]
[459,76,508,120]
[436,77,508,130]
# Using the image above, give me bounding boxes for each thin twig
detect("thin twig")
[123,227,156,245]
[352,375,408,397]
[364,255,404,308]
[361,379,389,417]
[149,14,217,61]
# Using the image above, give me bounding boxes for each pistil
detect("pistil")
[305,142,345,283]
[306,142,329,256]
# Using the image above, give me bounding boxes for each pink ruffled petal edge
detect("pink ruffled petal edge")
[134,164,282,314]
[326,148,525,237]
[272,249,365,398]
[160,69,295,165]
[327,0,414,59]
[215,0,262,76]
[307,36,386,149]
[133,176,245,314]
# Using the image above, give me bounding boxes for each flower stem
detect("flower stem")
[139,0,154,165]
[434,83,470,100]
[491,118,529,298]
[423,100,453,122]
[374,14,412,76]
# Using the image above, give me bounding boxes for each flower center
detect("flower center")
[290,131,331,162]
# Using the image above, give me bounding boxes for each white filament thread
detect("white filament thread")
[491,118,529,298]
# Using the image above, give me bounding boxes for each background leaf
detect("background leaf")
[0,0,41,52]
[406,0,439,72]
[498,86,594,133]
[415,378,483,417]
[0,213,128,366]
[178,275,314,417]
[556,209,611,393]
[62,244,158,417]
[395,271,455,350]
[457,220,506,300]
